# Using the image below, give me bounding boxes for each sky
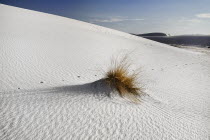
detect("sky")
[1,0,210,35]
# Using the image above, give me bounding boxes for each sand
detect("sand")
[0,4,210,140]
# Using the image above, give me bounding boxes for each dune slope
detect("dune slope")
[0,4,210,140]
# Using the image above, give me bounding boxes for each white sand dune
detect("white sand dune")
[0,4,210,140]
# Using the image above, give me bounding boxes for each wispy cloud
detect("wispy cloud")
[91,17,144,23]
[179,18,202,23]
[196,13,210,18]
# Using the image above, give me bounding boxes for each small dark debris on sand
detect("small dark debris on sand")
[40,81,44,83]
[18,88,20,89]
[77,76,80,78]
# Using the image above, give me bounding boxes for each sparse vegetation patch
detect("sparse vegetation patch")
[104,56,143,101]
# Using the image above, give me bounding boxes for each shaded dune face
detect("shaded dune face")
[139,35,210,47]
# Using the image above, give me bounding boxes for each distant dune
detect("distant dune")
[133,33,210,47]
[132,32,167,37]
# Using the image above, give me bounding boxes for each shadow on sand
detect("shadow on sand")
[2,79,159,104]
[7,79,113,98]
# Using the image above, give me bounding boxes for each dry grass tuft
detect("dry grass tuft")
[104,56,143,101]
